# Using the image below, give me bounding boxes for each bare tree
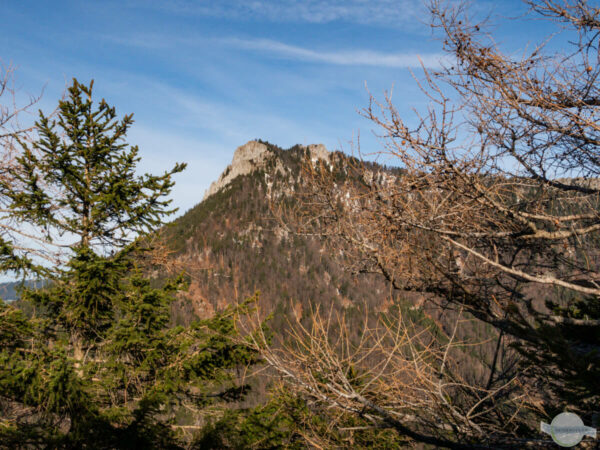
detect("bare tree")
[0,63,40,145]
[247,302,547,448]
[0,62,63,273]
[268,0,600,446]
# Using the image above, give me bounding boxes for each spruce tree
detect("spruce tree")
[2,78,186,359]
[4,79,185,249]
[0,80,261,448]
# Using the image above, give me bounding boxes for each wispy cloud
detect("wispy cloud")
[127,0,427,27]
[222,38,447,68]
[103,33,446,69]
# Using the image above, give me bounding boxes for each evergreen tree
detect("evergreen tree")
[4,79,185,251]
[0,80,261,448]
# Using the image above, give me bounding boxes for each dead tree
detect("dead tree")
[247,302,547,448]
[269,0,600,446]
[0,63,62,273]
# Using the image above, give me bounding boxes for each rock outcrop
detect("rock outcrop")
[203,141,272,200]
[306,144,329,162]
[203,140,330,200]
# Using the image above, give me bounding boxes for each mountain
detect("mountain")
[160,140,496,379]
[0,279,47,303]
[2,140,385,323]
[0,281,20,302]
[1,140,496,370]
[0,139,502,428]
[162,140,395,330]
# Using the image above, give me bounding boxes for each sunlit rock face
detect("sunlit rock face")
[203,140,329,200]
[204,141,271,200]
[306,143,329,162]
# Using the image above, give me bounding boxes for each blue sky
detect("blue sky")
[1,0,544,216]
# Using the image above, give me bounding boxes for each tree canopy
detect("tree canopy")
[0,79,262,448]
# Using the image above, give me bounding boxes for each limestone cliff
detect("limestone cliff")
[203,140,329,200]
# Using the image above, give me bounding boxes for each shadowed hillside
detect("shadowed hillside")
[161,141,500,384]
[163,141,394,330]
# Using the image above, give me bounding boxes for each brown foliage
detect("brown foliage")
[247,303,544,448]
[266,0,600,446]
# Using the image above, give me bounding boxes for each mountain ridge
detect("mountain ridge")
[203,140,330,200]
[161,140,498,391]
[164,141,395,324]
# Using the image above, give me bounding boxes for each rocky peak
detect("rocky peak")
[306,144,329,162]
[203,141,273,200]
[203,141,330,200]
[231,140,270,165]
